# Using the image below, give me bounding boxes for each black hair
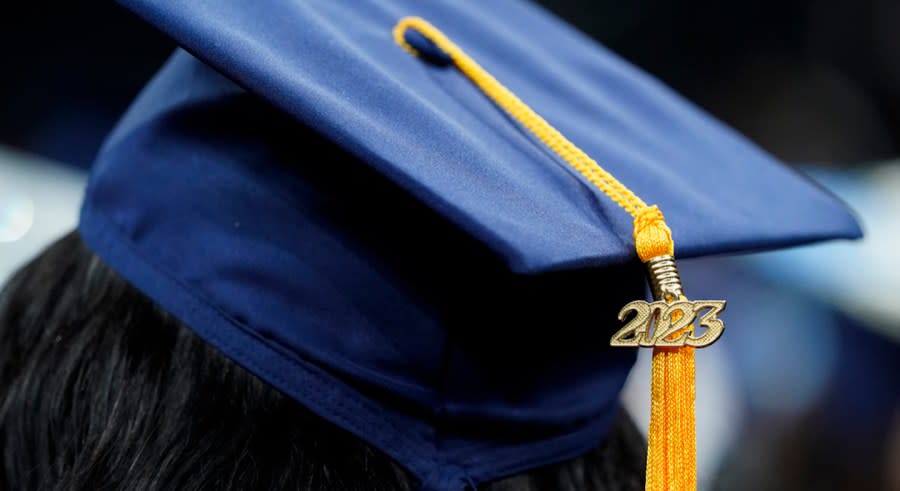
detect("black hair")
[0,232,645,490]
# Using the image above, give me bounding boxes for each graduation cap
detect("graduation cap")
[79,1,861,490]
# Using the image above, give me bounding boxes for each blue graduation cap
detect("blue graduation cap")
[79,1,861,490]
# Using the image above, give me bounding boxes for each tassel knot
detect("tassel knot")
[634,205,674,262]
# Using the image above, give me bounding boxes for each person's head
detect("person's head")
[0,231,646,490]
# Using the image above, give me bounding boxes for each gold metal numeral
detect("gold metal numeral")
[610,300,651,346]
[685,300,726,347]
[610,300,726,348]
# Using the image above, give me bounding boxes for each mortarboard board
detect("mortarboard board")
[78,1,862,490]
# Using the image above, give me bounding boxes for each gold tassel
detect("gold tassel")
[635,206,697,491]
[393,19,714,490]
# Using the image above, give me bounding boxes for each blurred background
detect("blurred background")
[1,1,898,489]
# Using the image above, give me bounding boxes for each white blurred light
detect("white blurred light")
[0,191,35,243]
[0,147,86,284]
[747,163,900,340]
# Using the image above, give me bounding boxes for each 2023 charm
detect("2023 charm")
[609,255,726,348]
[609,299,726,347]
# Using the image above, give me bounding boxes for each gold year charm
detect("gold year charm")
[610,299,726,347]
[610,255,726,348]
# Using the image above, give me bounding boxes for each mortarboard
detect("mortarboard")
[78,1,862,490]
